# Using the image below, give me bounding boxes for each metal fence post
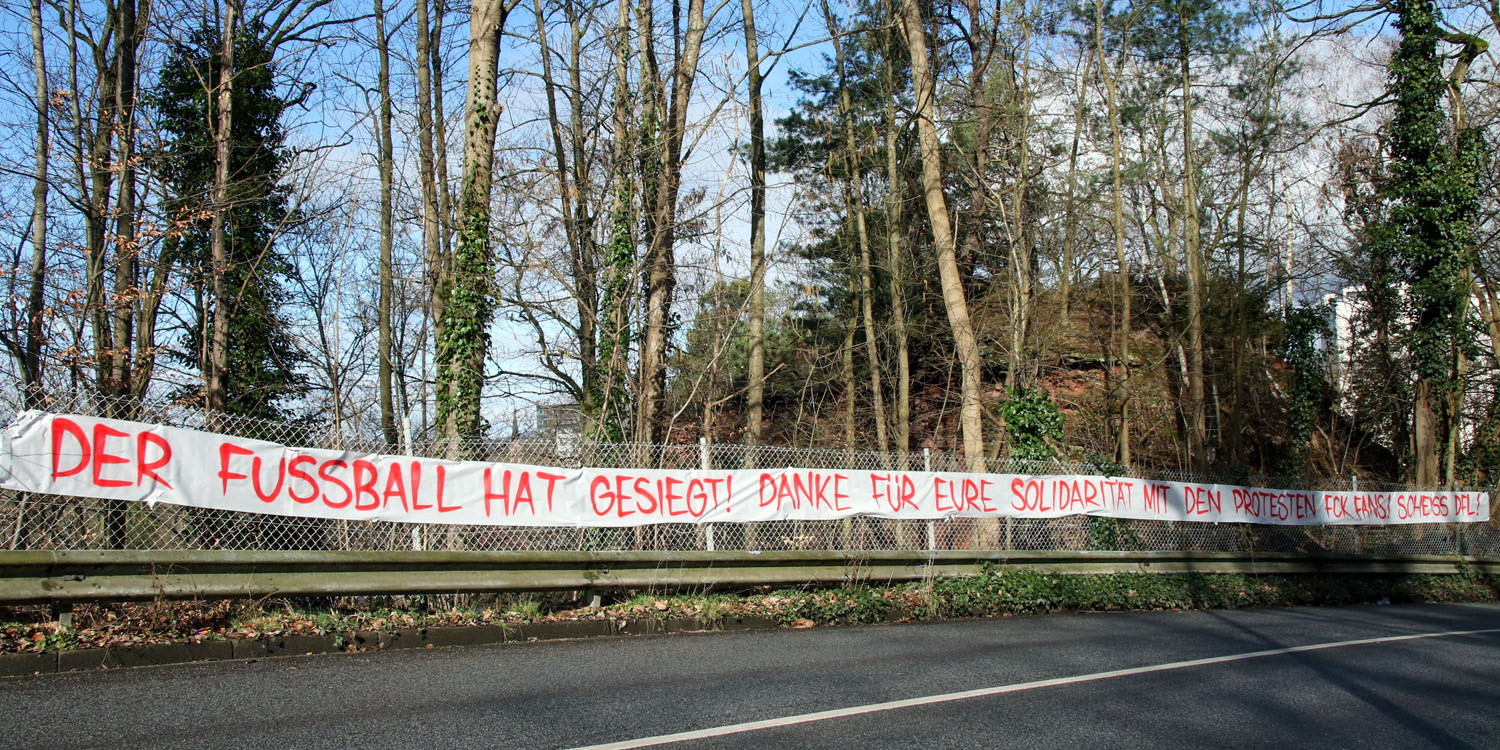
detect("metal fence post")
[405,416,421,552]
[1350,475,1359,553]
[923,448,935,551]
[701,437,715,552]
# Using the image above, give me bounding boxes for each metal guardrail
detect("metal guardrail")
[1,550,1495,605]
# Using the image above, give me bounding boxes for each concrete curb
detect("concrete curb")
[0,612,807,679]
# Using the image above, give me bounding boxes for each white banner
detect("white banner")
[0,411,1489,527]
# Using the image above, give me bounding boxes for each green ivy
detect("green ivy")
[1280,303,1329,477]
[1384,0,1488,477]
[594,181,636,442]
[999,388,1065,462]
[435,172,496,444]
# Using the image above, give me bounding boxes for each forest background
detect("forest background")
[0,0,1496,488]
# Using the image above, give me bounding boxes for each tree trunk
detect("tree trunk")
[958,0,990,289]
[1095,1,1130,467]
[433,0,456,275]
[81,6,118,401]
[108,0,143,404]
[632,0,667,445]
[536,0,599,412]
[1228,162,1252,466]
[22,0,49,408]
[742,0,767,448]
[1439,33,1483,489]
[633,0,707,445]
[597,0,634,440]
[566,3,598,414]
[823,0,888,453]
[841,312,857,449]
[900,0,985,472]
[1414,381,1438,484]
[436,0,510,449]
[108,19,136,549]
[1004,19,1034,393]
[1178,18,1207,471]
[882,0,910,463]
[376,0,398,446]
[1474,266,1500,367]
[207,0,239,418]
[415,0,446,362]
[1059,48,1088,322]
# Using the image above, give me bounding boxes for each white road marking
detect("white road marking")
[569,626,1500,749]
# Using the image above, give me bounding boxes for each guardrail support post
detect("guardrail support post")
[50,602,73,628]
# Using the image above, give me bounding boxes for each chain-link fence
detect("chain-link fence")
[3,392,1496,555]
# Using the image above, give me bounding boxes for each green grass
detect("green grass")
[778,566,1500,625]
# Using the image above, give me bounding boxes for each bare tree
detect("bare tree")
[205,0,240,417]
[1095,0,1136,467]
[415,0,447,363]
[632,0,709,445]
[375,0,399,445]
[742,0,767,448]
[900,0,985,470]
[881,0,910,461]
[12,0,50,407]
[822,0,889,453]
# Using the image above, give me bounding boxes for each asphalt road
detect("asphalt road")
[2,603,1498,749]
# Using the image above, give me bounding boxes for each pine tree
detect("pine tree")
[155,23,307,422]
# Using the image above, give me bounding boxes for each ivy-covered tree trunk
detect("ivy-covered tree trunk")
[436,0,510,450]
[1387,0,1483,486]
[1281,305,1328,477]
[110,0,139,552]
[595,0,634,442]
